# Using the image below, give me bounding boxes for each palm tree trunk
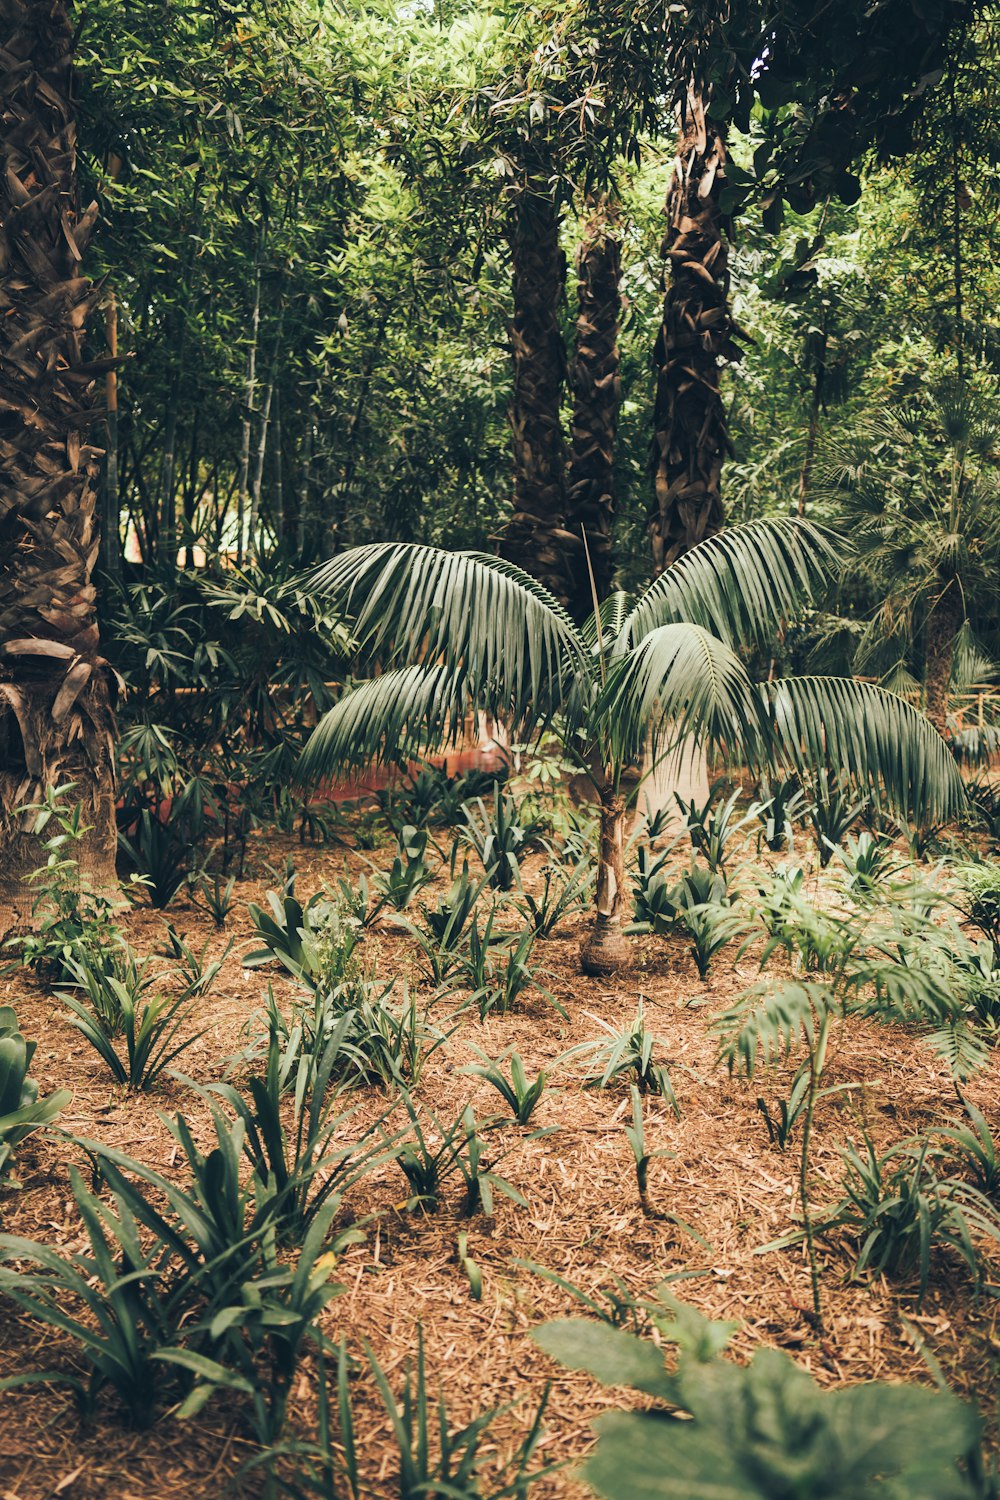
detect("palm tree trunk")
[649,94,737,573]
[924,583,963,737]
[500,173,571,610]
[566,200,621,620]
[581,783,627,975]
[0,0,116,913]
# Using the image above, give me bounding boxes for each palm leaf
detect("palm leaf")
[594,624,767,769]
[581,590,632,650]
[298,665,470,782]
[620,519,839,650]
[762,677,965,824]
[308,544,590,720]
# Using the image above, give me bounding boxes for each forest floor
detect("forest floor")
[2,813,999,1499]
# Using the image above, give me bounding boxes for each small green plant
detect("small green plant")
[245,887,361,995]
[159,922,232,997]
[118,808,193,907]
[677,896,750,979]
[676,784,755,873]
[630,844,681,934]
[192,870,238,926]
[830,1131,1000,1305]
[805,771,868,867]
[832,831,904,902]
[374,824,433,910]
[0,1007,70,1186]
[390,1096,527,1217]
[399,867,491,983]
[341,987,451,1090]
[459,925,556,1021]
[461,1047,548,1125]
[753,774,807,852]
[952,862,1000,956]
[210,1013,395,1239]
[462,784,545,892]
[534,1296,982,1500]
[567,1004,680,1114]
[0,1165,189,1426]
[624,1085,670,1220]
[59,951,205,1091]
[5,784,123,980]
[936,1097,1000,1197]
[514,857,592,937]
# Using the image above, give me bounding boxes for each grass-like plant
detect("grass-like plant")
[567,1003,680,1114]
[373,823,434,910]
[298,523,962,973]
[389,1095,528,1217]
[514,856,592,938]
[59,950,205,1091]
[461,1046,548,1125]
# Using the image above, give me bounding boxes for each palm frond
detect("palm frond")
[580,590,631,650]
[594,624,766,769]
[762,677,965,824]
[298,665,470,782]
[308,544,590,721]
[620,518,839,650]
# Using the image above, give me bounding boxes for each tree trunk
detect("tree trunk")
[565,200,622,620]
[0,0,117,917]
[499,172,571,610]
[649,95,737,573]
[236,253,262,564]
[580,784,627,976]
[102,292,121,581]
[924,582,962,737]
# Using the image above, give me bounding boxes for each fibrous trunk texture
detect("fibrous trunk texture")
[500,174,571,611]
[565,202,621,620]
[580,786,627,975]
[0,0,116,912]
[924,582,963,737]
[649,95,737,574]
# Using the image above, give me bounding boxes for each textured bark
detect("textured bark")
[649,95,738,574]
[499,174,571,610]
[580,786,627,976]
[924,582,962,737]
[565,202,621,620]
[0,0,116,902]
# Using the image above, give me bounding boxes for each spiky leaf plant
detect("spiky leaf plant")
[299,522,962,973]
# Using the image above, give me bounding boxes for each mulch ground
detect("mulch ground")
[2,812,998,1499]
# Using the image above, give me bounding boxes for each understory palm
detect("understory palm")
[816,382,1000,734]
[299,520,962,973]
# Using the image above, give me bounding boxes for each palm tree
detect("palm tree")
[817,383,1000,736]
[299,519,962,975]
[0,0,116,907]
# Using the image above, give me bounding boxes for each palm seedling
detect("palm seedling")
[461,1046,548,1125]
[0,1007,70,1185]
[298,522,961,973]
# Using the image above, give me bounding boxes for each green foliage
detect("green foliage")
[463,784,547,892]
[374,823,434,911]
[676,784,755,873]
[567,1004,680,1112]
[244,885,362,996]
[534,1298,982,1499]
[59,950,204,1091]
[390,1095,527,1217]
[805,771,869,867]
[514,857,592,938]
[5,786,123,981]
[753,775,808,853]
[398,867,492,983]
[0,1008,70,1187]
[461,1047,548,1125]
[118,809,192,908]
[953,862,1000,954]
[677,897,750,980]
[831,1133,1000,1305]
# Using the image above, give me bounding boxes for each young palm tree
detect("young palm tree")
[817,383,1000,736]
[299,519,963,974]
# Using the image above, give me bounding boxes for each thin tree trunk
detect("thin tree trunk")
[102,292,121,580]
[248,331,280,554]
[273,385,284,544]
[924,583,963,736]
[580,783,627,975]
[0,0,116,912]
[649,93,739,573]
[499,171,571,609]
[566,199,622,619]
[236,253,262,564]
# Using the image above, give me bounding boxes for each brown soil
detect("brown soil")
[1,817,998,1499]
